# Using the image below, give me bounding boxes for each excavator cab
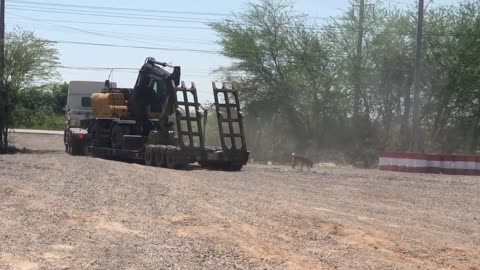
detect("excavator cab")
[129,58,181,121]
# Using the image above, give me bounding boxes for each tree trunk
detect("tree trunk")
[0,119,3,153]
[472,126,479,154]
[1,84,9,152]
[0,89,4,153]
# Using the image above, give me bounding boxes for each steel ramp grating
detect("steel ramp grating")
[213,82,247,152]
[173,81,205,150]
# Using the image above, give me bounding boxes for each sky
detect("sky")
[5,0,459,102]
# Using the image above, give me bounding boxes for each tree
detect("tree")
[422,1,480,153]
[0,28,59,152]
[14,83,68,130]
[211,0,344,161]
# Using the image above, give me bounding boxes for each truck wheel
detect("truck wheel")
[92,122,109,147]
[155,146,166,167]
[65,131,71,153]
[165,147,177,169]
[66,137,74,155]
[111,124,129,149]
[144,145,155,166]
[71,142,83,156]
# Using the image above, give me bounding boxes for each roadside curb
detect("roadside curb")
[8,129,64,136]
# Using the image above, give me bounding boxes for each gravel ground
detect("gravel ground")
[0,133,479,270]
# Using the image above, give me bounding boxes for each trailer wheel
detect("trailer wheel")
[155,146,167,167]
[227,163,243,171]
[165,147,177,169]
[144,145,155,166]
[217,162,243,171]
[66,137,75,155]
[65,131,71,154]
[71,142,80,156]
[111,124,130,149]
[67,143,72,155]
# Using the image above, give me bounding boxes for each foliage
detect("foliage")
[4,28,59,89]
[0,28,59,152]
[13,83,68,130]
[14,106,64,130]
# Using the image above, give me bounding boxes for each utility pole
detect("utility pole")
[353,0,365,119]
[411,0,424,152]
[0,0,5,152]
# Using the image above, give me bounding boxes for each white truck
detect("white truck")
[64,81,116,155]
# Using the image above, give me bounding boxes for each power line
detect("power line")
[7,17,212,30]
[7,4,217,23]
[10,12,217,48]
[9,19,217,44]
[6,3,344,32]
[58,66,137,71]
[9,11,465,48]
[8,12,177,47]
[8,0,341,21]
[7,7,216,24]
[7,7,336,32]
[6,10,341,35]
[10,4,218,49]
[8,0,230,17]
[58,65,213,75]
[7,15,333,54]
[49,40,221,54]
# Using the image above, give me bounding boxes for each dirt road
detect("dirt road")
[0,134,479,269]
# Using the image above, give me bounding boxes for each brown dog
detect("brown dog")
[291,153,313,171]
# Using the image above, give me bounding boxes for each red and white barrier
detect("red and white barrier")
[379,152,480,175]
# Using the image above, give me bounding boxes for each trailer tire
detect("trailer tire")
[67,143,72,155]
[155,146,166,167]
[71,142,80,156]
[111,124,130,149]
[217,162,243,171]
[227,163,243,171]
[144,145,155,166]
[166,147,177,169]
[66,137,75,155]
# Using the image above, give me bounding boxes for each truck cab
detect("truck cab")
[64,81,116,154]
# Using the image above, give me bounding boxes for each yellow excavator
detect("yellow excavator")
[77,57,249,171]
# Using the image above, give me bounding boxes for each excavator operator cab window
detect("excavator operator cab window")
[152,80,168,97]
[151,80,168,114]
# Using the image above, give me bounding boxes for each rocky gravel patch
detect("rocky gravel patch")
[0,134,479,269]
